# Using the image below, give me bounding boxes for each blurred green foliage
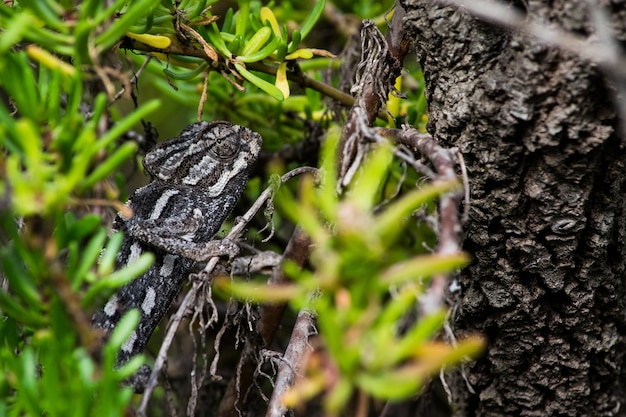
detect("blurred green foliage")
[225,133,482,412]
[0,1,162,415]
[0,0,438,416]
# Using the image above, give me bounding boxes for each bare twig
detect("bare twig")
[376,127,463,314]
[337,1,407,190]
[337,26,392,188]
[136,167,318,416]
[454,149,471,225]
[197,72,209,122]
[109,55,153,105]
[216,228,312,417]
[265,307,316,417]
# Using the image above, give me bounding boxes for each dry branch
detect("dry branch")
[216,228,312,417]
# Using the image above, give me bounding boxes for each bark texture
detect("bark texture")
[401,1,626,415]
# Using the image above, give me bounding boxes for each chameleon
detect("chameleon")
[92,121,262,391]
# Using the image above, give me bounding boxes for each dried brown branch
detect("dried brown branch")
[265,307,316,417]
[216,228,312,417]
[376,127,463,314]
[337,2,407,190]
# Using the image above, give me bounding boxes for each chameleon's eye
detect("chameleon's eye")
[203,123,241,161]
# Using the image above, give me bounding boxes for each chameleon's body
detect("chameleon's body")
[92,121,262,389]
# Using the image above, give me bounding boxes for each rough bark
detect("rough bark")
[401,0,626,415]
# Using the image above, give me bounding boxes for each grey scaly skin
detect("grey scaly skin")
[92,121,262,391]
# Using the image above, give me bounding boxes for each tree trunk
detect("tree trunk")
[401,1,626,415]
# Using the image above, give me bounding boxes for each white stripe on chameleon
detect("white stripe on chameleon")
[151,189,180,220]
[121,331,137,353]
[160,254,176,277]
[183,155,218,186]
[128,242,142,264]
[207,152,248,197]
[141,287,156,315]
[104,294,119,316]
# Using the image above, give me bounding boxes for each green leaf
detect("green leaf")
[316,128,340,221]
[66,214,102,242]
[106,309,141,354]
[206,22,233,57]
[359,337,485,400]
[238,34,280,63]
[299,0,325,41]
[393,311,448,360]
[15,348,43,415]
[0,247,42,308]
[325,378,353,413]
[95,0,158,51]
[234,62,284,101]
[218,278,303,303]
[222,7,235,33]
[277,178,331,245]
[97,232,124,275]
[5,53,39,120]
[115,355,145,379]
[356,367,423,400]
[0,11,38,53]
[348,143,393,211]
[235,0,250,38]
[163,61,208,80]
[380,253,469,286]
[72,228,107,289]
[84,253,154,306]
[80,141,138,191]
[287,30,301,53]
[374,179,461,241]
[18,0,66,33]
[240,26,272,56]
[0,291,46,327]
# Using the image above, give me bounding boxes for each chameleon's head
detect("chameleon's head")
[143,121,262,196]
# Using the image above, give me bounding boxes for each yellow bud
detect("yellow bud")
[125,32,172,49]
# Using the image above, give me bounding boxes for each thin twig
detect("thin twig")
[197,71,209,122]
[265,307,316,417]
[454,149,471,225]
[376,127,463,314]
[337,6,405,190]
[110,55,153,105]
[216,228,313,417]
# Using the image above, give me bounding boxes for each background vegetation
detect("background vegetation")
[0,1,479,415]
